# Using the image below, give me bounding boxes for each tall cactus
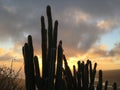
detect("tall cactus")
[55,41,63,90]
[40,5,59,90]
[22,35,35,90]
[41,16,48,79]
[22,5,118,90]
[97,70,103,90]
[46,5,53,77]
[63,55,73,90]
[22,5,59,90]
[34,56,42,90]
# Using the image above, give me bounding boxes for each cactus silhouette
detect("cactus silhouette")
[22,35,35,90]
[22,5,118,90]
[97,70,103,90]
[55,41,63,90]
[113,82,117,90]
[104,80,108,90]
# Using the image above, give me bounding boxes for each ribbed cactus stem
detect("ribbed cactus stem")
[28,35,34,56]
[22,43,30,90]
[77,61,81,73]
[41,16,48,78]
[53,20,58,48]
[73,65,76,77]
[84,63,89,90]
[92,63,97,84]
[97,70,102,90]
[73,65,77,90]
[93,63,97,71]
[63,55,68,66]
[77,61,82,90]
[81,61,85,89]
[50,20,58,84]
[34,56,42,90]
[22,35,35,90]
[34,56,40,77]
[89,60,93,84]
[52,20,58,77]
[47,5,53,34]
[104,80,108,90]
[28,35,35,78]
[63,55,73,90]
[47,5,53,67]
[55,40,63,90]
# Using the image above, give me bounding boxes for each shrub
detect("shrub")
[0,61,25,90]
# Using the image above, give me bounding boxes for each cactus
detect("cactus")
[77,61,82,90]
[34,56,42,90]
[22,35,35,90]
[97,70,103,90]
[41,16,48,79]
[73,65,77,90]
[104,80,108,90]
[113,82,117,90]
[55,41,63,90]
[22,5,118,90]
[41,5,59,90]
[84,62,89,90]
[63,55,73,90]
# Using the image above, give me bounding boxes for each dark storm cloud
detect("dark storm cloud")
[0,0,120,55]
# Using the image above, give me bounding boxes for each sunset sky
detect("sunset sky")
[0,0,120,71]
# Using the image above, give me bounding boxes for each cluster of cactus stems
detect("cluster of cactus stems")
[22,5,118,90]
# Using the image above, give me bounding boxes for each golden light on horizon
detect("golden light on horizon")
[0,42,120,79]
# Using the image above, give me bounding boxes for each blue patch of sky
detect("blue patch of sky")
[99,28,120,50]
[0,38,13,50]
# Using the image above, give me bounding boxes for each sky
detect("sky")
[0,0,120,71]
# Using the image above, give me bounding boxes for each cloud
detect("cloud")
[97,19,119,30]
[0,48,13,61]
[109,43,120,57]
[0,0,120,62]
[56,8,106,53]
[0,0,42,43]
[0,44,22,61]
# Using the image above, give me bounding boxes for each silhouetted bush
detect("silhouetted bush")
[0,61,25,90]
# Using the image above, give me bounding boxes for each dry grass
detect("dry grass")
[0,61,25,90]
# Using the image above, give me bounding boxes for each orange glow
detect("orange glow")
[0,43,120,79]
[0,60,24,78]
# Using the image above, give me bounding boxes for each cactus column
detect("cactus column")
[55,41,63,90]
[22,35,35,90]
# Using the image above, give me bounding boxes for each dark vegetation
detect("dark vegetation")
[0,61,25,90]
[0,3,119,90]
[22,5,119,90]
